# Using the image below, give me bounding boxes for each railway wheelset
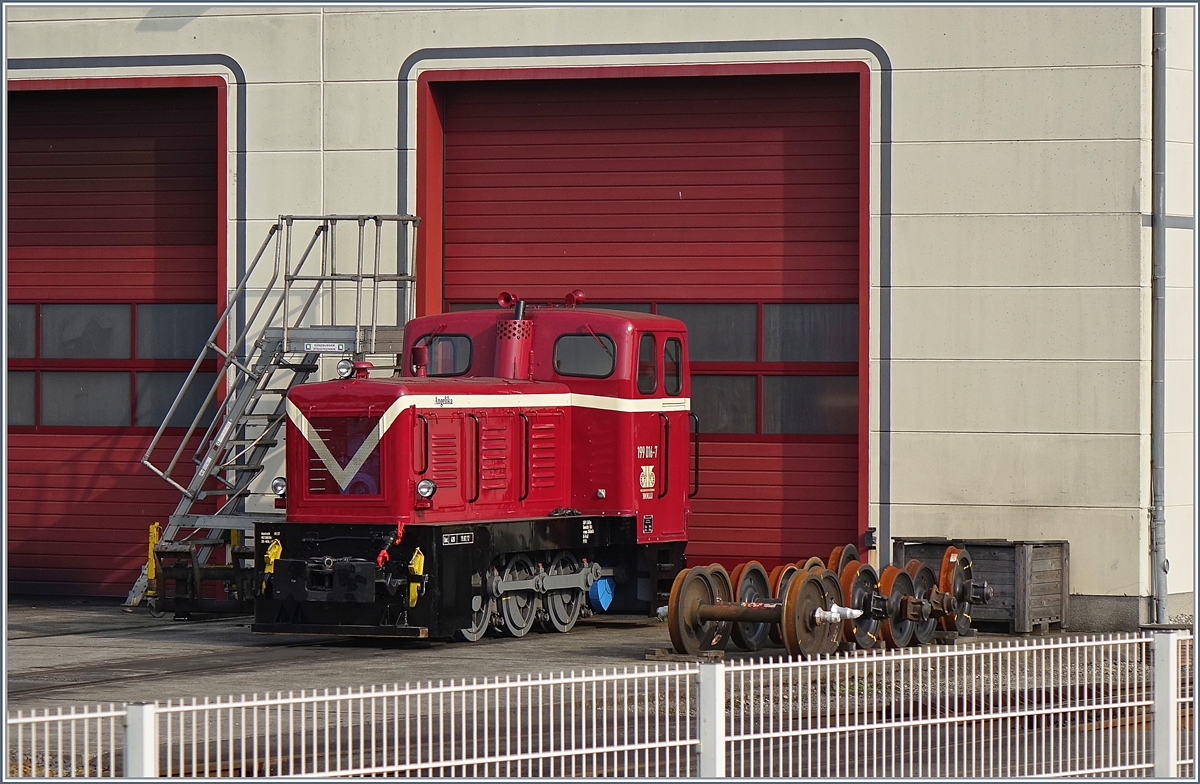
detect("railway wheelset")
[666,543,995,658]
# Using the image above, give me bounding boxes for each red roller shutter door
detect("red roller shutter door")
[7,86,219,595]
[438,73,863,571]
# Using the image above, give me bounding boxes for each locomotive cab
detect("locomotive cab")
[252,294,691,641]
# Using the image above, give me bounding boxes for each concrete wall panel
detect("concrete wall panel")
[244,151,323,223]
[1166,141,1194,215]
[246,82,322,152]
[890,214,1144,288]
[1167,7,1195,70]
[1165,286,1194,361]
[322,81,399,151]
[1166,228,1195,289]
[1166,66,1194,144]
[893,66,1142,143]
[890,287,1142,361]
[322,150,400,214]
[6,11,323,83]
[890,432,1144,509]
[890,360,1142,434]
[892,140,1144,215]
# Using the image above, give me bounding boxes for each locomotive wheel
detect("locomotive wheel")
[667,567,726,655]
[829,543,861,575]
[730,561,772,652]
[879,566,916,649]
[728,562,747,597]
[939,546,975,635]
[839,560,882,649]
[906,561,939,645]
[780,570,827,659]
[802,557,826,571]
[500,554,538,638]
[767,564,799,645]
[818,568,845,655]
[704,564,734,652]
[456,595,494,642]
[544,551,583,633]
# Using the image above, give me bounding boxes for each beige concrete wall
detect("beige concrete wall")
[6,5,1194,601]
[1164,6,1194,604]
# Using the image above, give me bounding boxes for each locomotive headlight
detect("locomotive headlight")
[416,479,437,499]
[271,477,287,497]
[336,358,355,379]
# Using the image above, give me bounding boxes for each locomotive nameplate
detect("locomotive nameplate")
[304,341,346,352]
[442,532,474,546]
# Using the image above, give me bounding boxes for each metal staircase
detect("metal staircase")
[126,214,419,613]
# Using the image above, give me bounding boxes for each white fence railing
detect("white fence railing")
[7,631,1193,778]
[722,634,1156,777]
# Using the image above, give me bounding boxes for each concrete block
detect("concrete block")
[1165,359,1194,435]
[893,140,1144,215]
[891,213,1144,287]
[890,360,1142,434]
[893,66,1142,143]
[1166,66,1194,144]
[323,81,401,151]
[1166,286,1194,360]
[1166,227,1195,289]
[890,287,1143,361]
[245,151,323,221]
[1167,6,1195,71]
[1165,431,1194,506]
[1166,141,1194,217]
[889,432,1145,509]
[322,150,401,214]
[1164,505,1194,596]
[246,82,322,152]
[1068,595,1147,632]
[888,502,1146,596]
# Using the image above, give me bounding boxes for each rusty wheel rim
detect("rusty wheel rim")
[667,567,723,655]
[818,568,845,655]
[879,565,916,649]
[781,569,826,659]
[767,563,799,645]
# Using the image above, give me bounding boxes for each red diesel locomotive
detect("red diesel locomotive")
[253,293,695,640]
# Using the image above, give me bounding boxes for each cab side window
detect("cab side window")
[664,337,682,396]
[637,333,657,394]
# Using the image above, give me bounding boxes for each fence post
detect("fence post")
[124,703,158,778]
[1153,630,1179,778]
[697,661,726,777]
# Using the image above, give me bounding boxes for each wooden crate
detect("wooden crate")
[891,537,1069,634]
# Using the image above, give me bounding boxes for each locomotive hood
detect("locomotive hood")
[285,376,571,494]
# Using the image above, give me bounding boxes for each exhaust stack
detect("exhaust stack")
[495,292,533,379]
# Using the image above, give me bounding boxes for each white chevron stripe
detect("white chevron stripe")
[287,392,691,487]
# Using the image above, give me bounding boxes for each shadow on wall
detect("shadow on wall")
[136,7,210,33]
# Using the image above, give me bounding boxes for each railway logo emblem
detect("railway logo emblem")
[639,465,656,490]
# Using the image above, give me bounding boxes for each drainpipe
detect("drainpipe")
[1150,7,1168,624]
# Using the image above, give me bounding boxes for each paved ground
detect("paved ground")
[5,596,694,713]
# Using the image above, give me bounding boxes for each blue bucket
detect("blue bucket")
[587,576,615,612]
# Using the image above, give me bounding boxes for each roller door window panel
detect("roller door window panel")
[7,371,36,426]
[136,303,216,359]
[7,303,36,358]
[41,371,131,427]
[7,302,217,429]
[41,303,130,358]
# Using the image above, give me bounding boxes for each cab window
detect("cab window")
[412,334,472,376]
[554,333,616,378]
[664,337,682,396]
[637,333,657,394]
